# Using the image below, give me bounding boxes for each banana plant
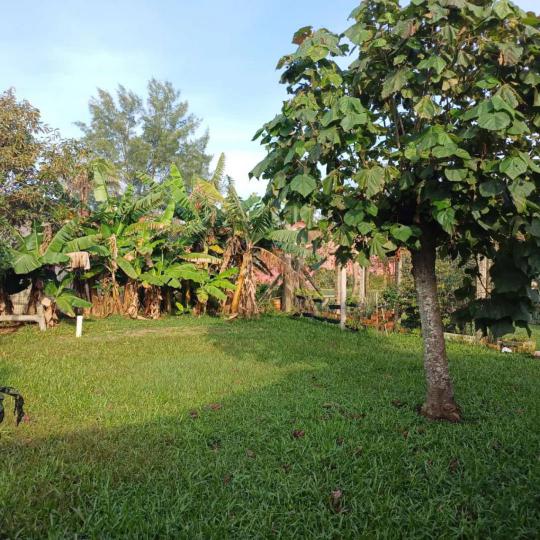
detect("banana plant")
[194,267,238,305]
[9,221,75,275]
[65,164,193,311]
[44,275,92,317]
[223,186,299,317]
[138,260,207,288]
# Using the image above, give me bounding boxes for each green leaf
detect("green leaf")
[117,256,139,279]
[444,168,468,182]
[70,296,93,309]
[507,121,530,135]
[218,267,239,279]
[479,180,504,197]
[491,95,516,117]
[493,0,513,19]
[417,55,447,74]
[92,167,109,203]
[478,112,511,131]
[509,180,535,212]
[432,143,458,158]
[369,233,393,258]
[344,209,364,226]
[345,23,373,45]
[41,252,70,265]
[318,127,341,145]
[340,112,368,131]
[10,250,41,275]
[390,224,413,242]
[54,292,92,317]
[497,43,523,66]
[338,96,364,114]
[434,207,456,234]
[290,174,317,197]
[529,218,540,237]
[356,166,385,198]
[63,234,102,253]
[210,279,236,291]
[203,285,227,302]
[416,126,451,151]
[195,288,209,304]
[495,84,519,108]
[168,264,206,283]
[478,80,502,94]
[500,156,528,180]
[45,221,78,256]
[381,69,409,99]
[414,96,441,119]
[321,108,340,127]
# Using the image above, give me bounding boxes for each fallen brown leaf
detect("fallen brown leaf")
[449,457,460,474]
[208,403,223,411]
[329,489,345,513]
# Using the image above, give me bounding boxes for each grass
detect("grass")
[0,315,539,539]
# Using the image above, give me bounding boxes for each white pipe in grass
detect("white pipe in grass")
[76,315,83,338]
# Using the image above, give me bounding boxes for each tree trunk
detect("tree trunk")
[123,279,140,319]
[351,263,360,299]
[163,287,173,315]
[395,254,402,287]
[411,233,461,422]
[239,251,258,317]
[335,263,341,303]
[358,265,366,304]
[281,253,295,313]
[143,285,162,320]
[231,252,249,315]
[339,265,347,330]
[476,256,491,299]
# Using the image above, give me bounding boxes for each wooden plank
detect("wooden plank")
[0,314,46,331]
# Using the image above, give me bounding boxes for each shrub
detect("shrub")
[384,252,471,333]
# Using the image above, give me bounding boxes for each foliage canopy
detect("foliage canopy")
[253,0,540,337]
[76,79,211,191]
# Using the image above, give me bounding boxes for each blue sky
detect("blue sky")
[1,0,537,196]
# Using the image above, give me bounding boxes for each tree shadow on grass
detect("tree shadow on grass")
[0,317,538,538]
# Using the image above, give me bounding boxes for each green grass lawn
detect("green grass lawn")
[1,316,539,538]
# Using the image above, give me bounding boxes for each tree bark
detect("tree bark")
[335,262,341,303]
[143,285,162,320]
[231,252,248,315]
[395,254,402,287]
[339,265,347,330]
[411,233,461,422]
[231,250,258,317]
[123,279,140,319]
[358,265,366,304]
[351,263,360,299]
[281,253,295,313]
[476,256,491,299]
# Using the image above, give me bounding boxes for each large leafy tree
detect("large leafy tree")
[0,89,68,231]
[252,0,540,421]
[76,79,211,191]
